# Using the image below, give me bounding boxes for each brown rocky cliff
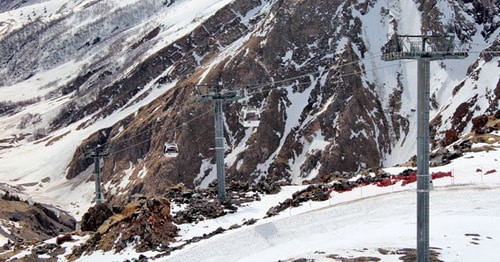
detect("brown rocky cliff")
[66,0,395,202]
[63,0,497,206]
[0,194,76,249]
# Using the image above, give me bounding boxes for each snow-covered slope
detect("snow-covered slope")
[165,187,500,262]
[0,0,498,220]
[164,148,500,262]
[6,144,499,261]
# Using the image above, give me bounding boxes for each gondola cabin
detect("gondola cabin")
[164,142,179,158]
[240,107,260,128]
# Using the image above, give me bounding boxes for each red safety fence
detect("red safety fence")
[376,177,397,187]
[485,169,497,175]
[375,171,453,187]
[333,170,458,193]
[332,167,497,194]
[432,171,453,179]
[476,168,497,175]
[400,173,417,186]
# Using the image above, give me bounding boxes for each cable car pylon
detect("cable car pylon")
[195,84,242,202]
[87,144,108,205]
[382,34,467,262]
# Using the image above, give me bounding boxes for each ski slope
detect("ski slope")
[67,148,500,262]
[166,186,500,262]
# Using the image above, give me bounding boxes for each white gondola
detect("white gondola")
[240,107,261,128]
[239,87,261,128]
[164,142,179,158]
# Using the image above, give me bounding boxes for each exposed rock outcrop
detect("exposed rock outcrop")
[0,192,76,260]
[70,197,177,258]
[80,203,113,232]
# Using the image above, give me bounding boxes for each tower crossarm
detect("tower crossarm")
[382,34,468,61]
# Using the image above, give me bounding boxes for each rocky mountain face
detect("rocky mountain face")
[0,192,76,259]
[0,0,498,208]
[75,197,177,255]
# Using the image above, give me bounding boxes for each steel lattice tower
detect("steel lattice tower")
[89,145,108,205]
[195,85,242,202]
[382,34,467,262]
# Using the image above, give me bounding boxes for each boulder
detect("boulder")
[79,197,178,254]
[80,203,113,232]
[471,115,489,134]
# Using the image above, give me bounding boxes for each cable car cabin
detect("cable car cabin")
[240,107,261,128]
[164,142,179,158]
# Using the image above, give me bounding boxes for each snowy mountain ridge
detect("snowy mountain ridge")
[0,0,498,223]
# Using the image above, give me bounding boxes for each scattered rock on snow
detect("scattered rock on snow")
[265,184,330,217]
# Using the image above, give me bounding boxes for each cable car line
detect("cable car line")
[83,48,493,156]
[107,109,212,156]
[95,59,411,157]
[89,52,386,149]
